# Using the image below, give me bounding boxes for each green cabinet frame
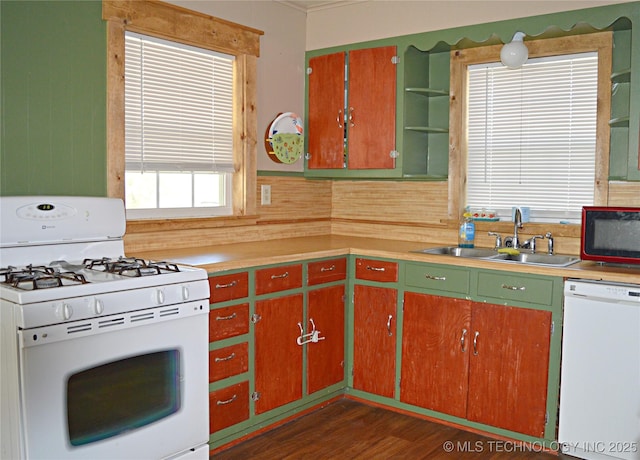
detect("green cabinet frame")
[304,2,640,181]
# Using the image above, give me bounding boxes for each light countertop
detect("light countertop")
[133,235,640,284]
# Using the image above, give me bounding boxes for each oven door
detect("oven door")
[18,301,209,460]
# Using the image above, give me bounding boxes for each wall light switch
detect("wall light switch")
[261,184,271,205]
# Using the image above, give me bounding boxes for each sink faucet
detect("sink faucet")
[545,232,554,255]
[512,208,524,249]
[523,235,544,253]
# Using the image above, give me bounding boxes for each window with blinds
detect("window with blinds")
[466,52,598,223]
[124,32,235,218]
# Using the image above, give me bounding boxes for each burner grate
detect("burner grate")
[84,257,180,277]
[1,265,88,290]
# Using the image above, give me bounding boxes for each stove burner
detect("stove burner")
[1,265,88,290]
[84,257,180,277]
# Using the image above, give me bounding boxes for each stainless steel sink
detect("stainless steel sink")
[413,246,581,267]
[413,246,502,258]
[494,252,581,267]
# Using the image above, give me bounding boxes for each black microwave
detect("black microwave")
[581,206,640,265]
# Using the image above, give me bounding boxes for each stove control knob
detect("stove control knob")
[93,298,104,315]
[56,303,73,321]
[182,286,190,301]
[156,289,165,304]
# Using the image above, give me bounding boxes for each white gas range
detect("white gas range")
[0,196,210,460]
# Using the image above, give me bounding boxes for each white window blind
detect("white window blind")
[125,32,235,173]
[466,52,598,223]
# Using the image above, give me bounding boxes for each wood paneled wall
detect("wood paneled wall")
[609,181,640,206]
[124,175,640,255]
[257,176,332,223]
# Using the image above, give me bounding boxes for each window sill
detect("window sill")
[125,215,259,234]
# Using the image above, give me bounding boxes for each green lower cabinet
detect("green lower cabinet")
[400,291,552,438]
[207,258,348,451]
[207,257,563,452]
[395,263,563,446]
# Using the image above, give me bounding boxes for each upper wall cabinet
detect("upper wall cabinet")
[306,52,346,170]
[306,46,398,177]
[305,43,451,179]
[401,43,450,178]
[608,24,640,181]
[304,3,640,182]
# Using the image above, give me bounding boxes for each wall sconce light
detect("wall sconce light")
[500,32,528,69]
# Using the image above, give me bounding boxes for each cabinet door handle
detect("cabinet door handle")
[216,312,237,321]
[473,331,480,356]
[425,274,446,281]
[337,109,343,128]
[215,280,238,289]
[366,265,386,272]
[501,283,525,291]
[349,107,355,127]
[320,264,336,272]
[460,328,468,353]
[216,394,238,406]
[271,271,289,279]
[214,352,236,363]
[386,314,393,336]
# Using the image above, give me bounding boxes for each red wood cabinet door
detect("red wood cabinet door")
[307,52,345,169]
[400,292,471,418]
[254,294,303,414]
[467,303,551,437]
[307,284,346,394]
[209,381,249,433]
[352,284,397,398]
[208,272,249,303]
[347,46,396,170]
[255,264,303,296]
[209,303,249,342]
[209,342,249,382]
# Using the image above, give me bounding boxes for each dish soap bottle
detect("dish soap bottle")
[458,209,475,248]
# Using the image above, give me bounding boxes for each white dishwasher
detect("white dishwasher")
[559,279,640,460]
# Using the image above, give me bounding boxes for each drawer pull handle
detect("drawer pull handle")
[216,394,237,406]
[425,274,446,281]
[386,314,393,336]
[460,328,468,353]
[215,280,238,289]
[501,283,526,291]
[216,312,237,321]
[214,352,236,363]
[320,265,336,272]
[366,265,386,272]
[271,271,289,279]
[473,331,480,356]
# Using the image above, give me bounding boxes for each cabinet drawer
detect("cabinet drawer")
[209,381,249,433]
[255,264,303,295]
[209,304,249,341]
[307,257,347,286]
[355,258,398,282]
[477,272,554,306]
[405,262,470,295]
[209,272,249,303]
[209,342,249,382]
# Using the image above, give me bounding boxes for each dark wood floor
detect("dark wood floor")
[213,399,573,459]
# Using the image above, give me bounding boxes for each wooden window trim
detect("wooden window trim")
[102,0,263,223]
[448,32,613,224]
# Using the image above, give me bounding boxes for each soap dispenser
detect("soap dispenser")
[458,209,475,248]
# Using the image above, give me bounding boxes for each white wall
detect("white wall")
[167,0,635,172]
[305,0,636,50]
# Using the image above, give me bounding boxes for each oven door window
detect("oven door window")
[66,349,181,446]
